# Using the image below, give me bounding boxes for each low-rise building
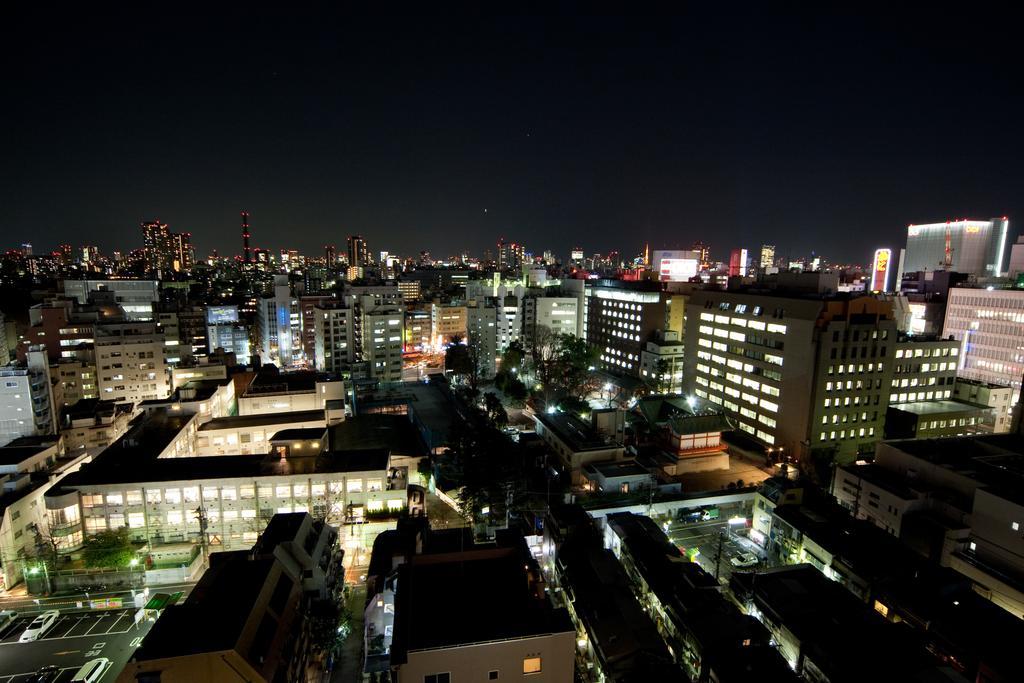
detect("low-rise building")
[837,435,1024,617]
[60,399,136,452]
[238,369,345,416]
[604,512,795,683]
[884,400,993,440]
[953,378,1015,433]
[639,331,685,394]
[534,409,625,485]
[196,410,326,456]
[118,512,341,682]
[367,522,575,682]
[730,565,958,681]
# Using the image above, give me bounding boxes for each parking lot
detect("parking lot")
[0,608,154,682]
[664,515,766,583]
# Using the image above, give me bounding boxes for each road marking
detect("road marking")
[130,636,143,647]
[92,641,107,649]
[54,649,81,655]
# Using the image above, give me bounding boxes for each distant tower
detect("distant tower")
[241,211,251,264]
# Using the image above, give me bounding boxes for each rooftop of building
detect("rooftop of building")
[888,399,991,417]
[556,534,682,678]
[269,428,327,442]
[243,368,335,396]
[0,445,52,467]
[836,463,923,501]
[130,550,273,661]
[47,447,389,493]
[62,398,132,423]
[953,377,1013,390]
[358,380,456,447]
[329,413,427,457]
[884,433,1024,505]
[772,497,922,582]
[583,459,651,479]
[198,409,325,432]
[388,542,573,662]
[535,410,620,452]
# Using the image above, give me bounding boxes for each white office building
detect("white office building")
[94,322,169,404]
[942,287,1024,428]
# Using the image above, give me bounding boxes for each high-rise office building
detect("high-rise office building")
[684,291,898,461]
[585,280,670,378]
[729,248,749,277]
[347,235,369,268]
[902,218,1010,277]
[497,238,525,272]
[760,244,776,270]
[143,221,194,275]
[257,275,300,367]
[942,287,1024,427]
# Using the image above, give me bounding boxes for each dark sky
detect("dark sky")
[2,6,1022,264]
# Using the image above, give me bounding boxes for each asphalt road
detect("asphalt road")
[0,608,154,682]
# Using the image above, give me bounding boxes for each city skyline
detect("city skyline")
[4,7,1022,259]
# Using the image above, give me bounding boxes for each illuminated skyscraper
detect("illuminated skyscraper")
[903,217,1010,277]
[142,220,173,274]
[759,244,776,270]
[348,235,369,268]
[497,238,525,271]
[241,211,251,265]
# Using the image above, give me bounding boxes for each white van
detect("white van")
[71,658,110,683]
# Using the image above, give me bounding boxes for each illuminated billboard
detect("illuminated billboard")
[871,248,892,291]
[658,258,698,282]
[207,305,239,324]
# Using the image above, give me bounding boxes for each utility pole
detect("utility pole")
[714,529,725,581]
[193,506,210,567]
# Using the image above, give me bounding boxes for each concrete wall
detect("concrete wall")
[398,631,575,683]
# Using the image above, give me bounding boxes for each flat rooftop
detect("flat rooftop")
[583,459,651,479]
[330,413,425,456]
[199,410,325,431]
[535,411,618,451]
[0,445,52,466]
[889,399,990,416]
[47,448,389,492]
[390,552,572,661]
[131,551,272,660]
[243,369,334,396]
[269,428,327,441]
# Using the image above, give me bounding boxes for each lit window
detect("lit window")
[523,657,542,674]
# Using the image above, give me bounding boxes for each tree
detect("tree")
[445,335,482,390]
[445,335,473,377]
[484,392,508,428]
[82,528,137,568]
[501,341,525,374]
[504,376,528,406]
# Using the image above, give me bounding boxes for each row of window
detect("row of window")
[81,480,385,507]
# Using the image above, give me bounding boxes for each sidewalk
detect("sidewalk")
[331,583,366,683]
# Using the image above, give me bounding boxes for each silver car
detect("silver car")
[730,552,760,568]
[19,610,59,642]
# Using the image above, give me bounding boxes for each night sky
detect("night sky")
[3,6,1022,264]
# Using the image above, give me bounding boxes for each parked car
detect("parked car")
[71,658,110,683]
[730,552,760,568]
[0,610,18,632]
[31,665,59,683]
[19,610,59,642]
